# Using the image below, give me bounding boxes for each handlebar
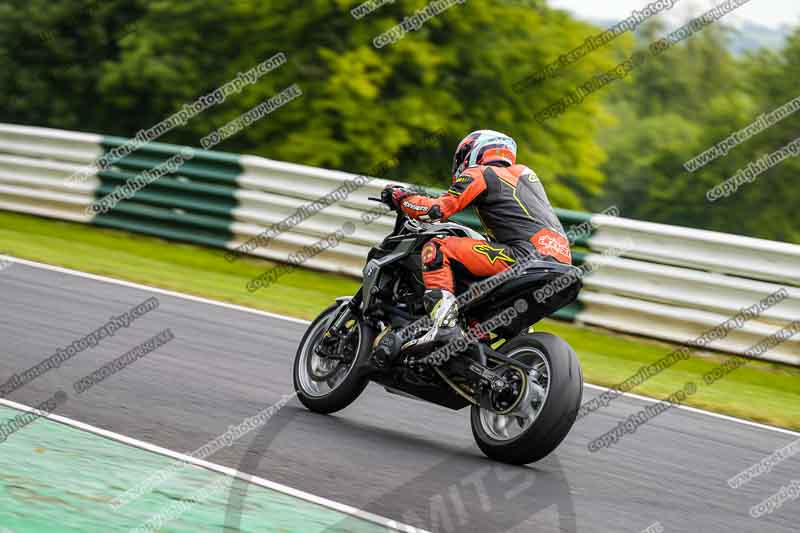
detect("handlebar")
[367,194,410,236]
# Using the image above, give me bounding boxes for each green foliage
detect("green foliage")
[0,0,146,130]
[0,0,627,210]
[596,22,800,243]
[0,0,797,241]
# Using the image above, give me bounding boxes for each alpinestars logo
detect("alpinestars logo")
[531,228,571,264]
[402,201,428,212]
[472,244,516,265]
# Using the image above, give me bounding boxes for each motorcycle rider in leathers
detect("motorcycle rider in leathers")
[384,129,572,348]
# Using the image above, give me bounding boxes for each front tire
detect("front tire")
[470,332,583,465]
[293,304,374,414]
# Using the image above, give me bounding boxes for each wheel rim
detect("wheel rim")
[478,347,551,442]
[296,314,361,398]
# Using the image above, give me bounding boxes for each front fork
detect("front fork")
[316,296,360,360]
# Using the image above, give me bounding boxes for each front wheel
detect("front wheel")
[470,332,583,465]
[293,303,374,414]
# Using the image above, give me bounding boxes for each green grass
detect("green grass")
[0,211,360,319]
[542,321,800,430]
[2,210,799,431]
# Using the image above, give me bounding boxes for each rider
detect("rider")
[385,129,571,348]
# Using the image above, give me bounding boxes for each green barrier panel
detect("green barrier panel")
[103,153,241,184]
[93,201,233,250]
[96,175,237,217]
[97,170,238,199]
[92,137,243,249]
[93,216,232,250]
[552,301,584,322]
[0,404,387,533]
[555,208,593,227]
[102,137,242,175]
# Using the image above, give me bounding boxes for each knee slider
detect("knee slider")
[421,241,444,272]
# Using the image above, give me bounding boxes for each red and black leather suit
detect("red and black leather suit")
[397,163,572,292]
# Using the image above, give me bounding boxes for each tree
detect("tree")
[1,0,626,210]
[595,17,800,243]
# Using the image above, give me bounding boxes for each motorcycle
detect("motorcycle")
[292,193,584,465]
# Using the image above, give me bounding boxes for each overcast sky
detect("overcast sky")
[548,0,800,28]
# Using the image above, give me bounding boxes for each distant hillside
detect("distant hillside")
[584,17,791,54]
[728,21,792,54]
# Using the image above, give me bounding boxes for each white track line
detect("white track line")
[0,254,308,325]
[0,396,427,533]
[3,254,798,441]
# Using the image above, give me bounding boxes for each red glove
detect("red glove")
[382,185,412,209]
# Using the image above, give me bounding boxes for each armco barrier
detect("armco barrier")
[0,123,798,364]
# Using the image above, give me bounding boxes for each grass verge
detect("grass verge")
[1,210,798,431]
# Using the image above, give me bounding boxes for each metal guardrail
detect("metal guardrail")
[0,123,798,364]
[590,215,800,286]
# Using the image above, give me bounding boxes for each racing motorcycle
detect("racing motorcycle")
[292,193,584,465]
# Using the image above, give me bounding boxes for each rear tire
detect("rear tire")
[293,304,374,414]
[470,332,582,465]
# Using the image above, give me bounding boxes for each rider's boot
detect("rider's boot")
[412,289,464,347]
[375,289,464,365]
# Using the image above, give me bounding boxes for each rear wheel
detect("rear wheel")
[293,303,374,414]
[470,332,582,465]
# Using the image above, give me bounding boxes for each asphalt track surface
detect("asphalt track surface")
[1,259,799,533]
